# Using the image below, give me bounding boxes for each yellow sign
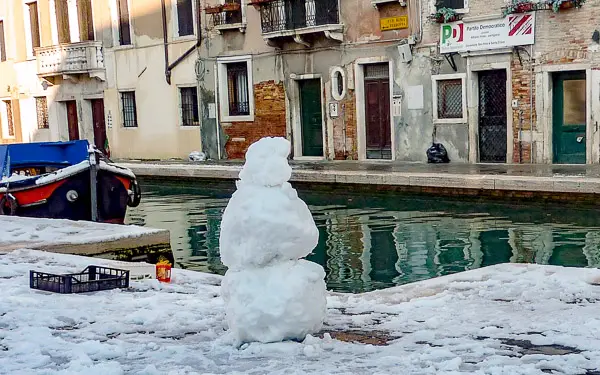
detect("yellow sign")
[380,16,409,31]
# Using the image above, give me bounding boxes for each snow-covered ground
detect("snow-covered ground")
[1,249,600,375]
[0,216,163,248]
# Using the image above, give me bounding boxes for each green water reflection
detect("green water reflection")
[126,179,600,293]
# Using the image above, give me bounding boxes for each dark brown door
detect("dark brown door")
[364,63,391,159]
[91,99,107,153]
[66,101,79,141]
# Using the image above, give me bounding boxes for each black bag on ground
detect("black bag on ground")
[426,143,450,163]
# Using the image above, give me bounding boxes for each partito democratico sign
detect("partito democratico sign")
[439,12,535,54]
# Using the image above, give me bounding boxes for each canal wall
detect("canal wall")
[121,161,600,205]
[0,216,172,263]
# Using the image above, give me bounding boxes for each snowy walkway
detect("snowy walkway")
[0,217,169,256]
[2,249,600,375]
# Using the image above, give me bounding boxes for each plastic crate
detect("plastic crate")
[30,265,130,294]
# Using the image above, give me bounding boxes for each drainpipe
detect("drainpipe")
[530,44,534,163]
[162,0,203,85]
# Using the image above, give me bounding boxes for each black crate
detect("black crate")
[30,265,130,294]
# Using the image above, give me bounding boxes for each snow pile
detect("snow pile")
[219,137,326,344]
[2,250,600,374]
[189,151,206,162]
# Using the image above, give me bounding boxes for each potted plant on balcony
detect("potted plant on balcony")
[430,7,460,23]
[223,2,241,12]
[546,0,585,12]
[248,0,274,10]
[205,4,223,14]
[502,0,536,16]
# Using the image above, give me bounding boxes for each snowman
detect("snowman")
[219,137,327,345]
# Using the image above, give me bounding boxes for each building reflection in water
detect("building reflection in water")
[126,180,600,293]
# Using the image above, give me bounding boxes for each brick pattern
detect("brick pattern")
[511,54,536,163]
[333,89,358,160]
[221,81,286,159]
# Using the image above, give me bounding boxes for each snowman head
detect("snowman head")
[238,137,292,187]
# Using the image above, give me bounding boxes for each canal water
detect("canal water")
[126,178,600,293]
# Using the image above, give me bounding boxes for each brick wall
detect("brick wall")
[332,89,358,160]
[511,53,536,163]
[221,80,286,159]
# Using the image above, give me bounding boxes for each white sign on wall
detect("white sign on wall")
[440,12,536,54]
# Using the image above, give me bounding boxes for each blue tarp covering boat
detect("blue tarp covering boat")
[0,140,89,179]
[0,140,140,223]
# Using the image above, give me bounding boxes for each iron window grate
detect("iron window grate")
[180,87,199,126]
[365,63,389,80]
[437,79,462,119]
[227,62,250,116]
[121,91,138,128]
[4,100,14,137]
[36,97,49,129]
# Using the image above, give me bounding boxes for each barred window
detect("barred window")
[226,62,249,116]
[36,97,49,129]
[437,79,463,119]
[180,87,199,126]
[4,100,14,137]
[121,91,138,128]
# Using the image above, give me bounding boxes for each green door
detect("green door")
[299,79,324,157]
[553,71,586,164]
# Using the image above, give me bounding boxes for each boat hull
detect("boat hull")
[0,166,135,224]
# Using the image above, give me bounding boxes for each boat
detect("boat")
[0,140,141,224]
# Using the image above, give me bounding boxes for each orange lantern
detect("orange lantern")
[156,259,172,283]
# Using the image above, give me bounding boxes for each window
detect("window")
[55,0,71,43]
[438,79,462,119]
[217,57,254,121]
[121,91,138,128]
[77,0,94,41]
[4,100,14,137]
[117,0,131,45]
[227,62,249,116]
[27,2,41,55]
[436,0,467,10]
[0,21,6,62]
[331,67,346,101]
[36,97,49,129]
[177,0,194,36]
[432,74,466,123]
[180,87,199,126]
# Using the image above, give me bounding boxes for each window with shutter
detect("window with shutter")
[77,0,94,41]
[117,0,131,45]
[55,0,71,43]
[28,2,41,54]
[0,21,6,62]
[177,0,194,36]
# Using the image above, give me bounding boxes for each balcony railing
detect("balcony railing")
[212,10,243,27]
[259,0,340,34]
[35,41,105,80]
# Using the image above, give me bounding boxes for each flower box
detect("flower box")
[515,2,535,12]
[248,0,274,9]
[223,2,241,11]
[205,5,223,14]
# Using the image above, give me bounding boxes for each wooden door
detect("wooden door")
[299,79,324,157]
[552,71,586,164]
[478,70,507,163]
[91,99,107,154]
[66,101,79,141]
[364,75,391,159]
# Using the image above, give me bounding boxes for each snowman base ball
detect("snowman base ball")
[221,260,327,345]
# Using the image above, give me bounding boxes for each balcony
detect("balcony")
[35,41,105,82]
[209,1,246,33]
[256,0,343,46]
